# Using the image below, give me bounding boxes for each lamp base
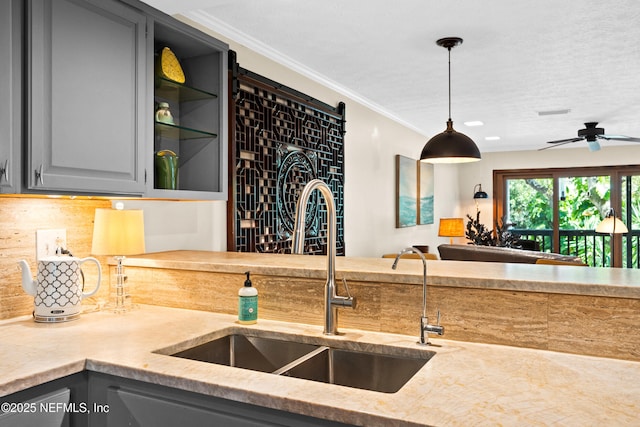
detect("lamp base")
[106,256,137,314]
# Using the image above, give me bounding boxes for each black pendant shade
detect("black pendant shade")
[421,119,481,163]
[420,37,481,164]
[473,183,488,199]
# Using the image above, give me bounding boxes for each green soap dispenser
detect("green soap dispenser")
[238,271,258,324]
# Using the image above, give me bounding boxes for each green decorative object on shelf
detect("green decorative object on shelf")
[155,149,178,190]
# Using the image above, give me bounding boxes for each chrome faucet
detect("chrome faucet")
[392,247,444,345]
[292,179,356,335]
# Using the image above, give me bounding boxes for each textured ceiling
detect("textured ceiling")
[144,0,640,153]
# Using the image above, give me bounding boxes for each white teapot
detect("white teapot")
[18,256,101,322]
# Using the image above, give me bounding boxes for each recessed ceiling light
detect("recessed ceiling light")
[485,136,501,141]
[463,121,484,127]
[537,109,571,116]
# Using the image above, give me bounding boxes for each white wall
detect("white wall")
[136,18,640,257]
[112,200,226,252]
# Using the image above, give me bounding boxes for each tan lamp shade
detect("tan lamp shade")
[91,208,146,256]
[595,216,628,234]
[438,218,465,238]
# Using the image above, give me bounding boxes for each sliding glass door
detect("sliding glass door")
[495,166,640,268]
[621,174,640,268]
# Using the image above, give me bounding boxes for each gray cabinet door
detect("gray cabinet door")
[0,0,21,194]
[0,388,70,427]
[89,372,349,427]
[0,372,89,427]
[26,0,147,195]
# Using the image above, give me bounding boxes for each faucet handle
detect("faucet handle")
[333,278,356,309]
[341,278,354,298]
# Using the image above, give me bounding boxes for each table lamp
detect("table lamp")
[91,203,145,312]
[439,218,465,244]
[595,208,627,268]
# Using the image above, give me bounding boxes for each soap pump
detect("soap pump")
[238,271,258,324]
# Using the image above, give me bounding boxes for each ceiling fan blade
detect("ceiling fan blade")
[546,137,583,144]
[598,134,640,142]
[538,139,581,151]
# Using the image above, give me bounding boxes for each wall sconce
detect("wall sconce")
[595,208,627,268]
[438,218,465,244]
[473,184,488,199]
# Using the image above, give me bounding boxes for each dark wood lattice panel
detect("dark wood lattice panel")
[228,57,346,255]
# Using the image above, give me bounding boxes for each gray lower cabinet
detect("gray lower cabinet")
[89,372,349,427]
[0,0,22,194]
[1,372,351,426]
[0,372,89,427]
[26,0,147,195]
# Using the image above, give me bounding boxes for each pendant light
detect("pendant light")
[420,37,481,163]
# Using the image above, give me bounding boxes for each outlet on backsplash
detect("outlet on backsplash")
[36,229,67,260]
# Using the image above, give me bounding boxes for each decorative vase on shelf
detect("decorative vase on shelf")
[155,150,179,190]
[155,102,174,125]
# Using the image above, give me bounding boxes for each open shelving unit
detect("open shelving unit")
[149,16,228,200]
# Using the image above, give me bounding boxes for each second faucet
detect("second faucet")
[392,247,444,345]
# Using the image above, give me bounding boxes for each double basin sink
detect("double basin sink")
[160,330,435,393]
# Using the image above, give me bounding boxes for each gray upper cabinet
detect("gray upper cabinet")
[144,10,228,200]
[26,0,147,195]
[0,0,22,194]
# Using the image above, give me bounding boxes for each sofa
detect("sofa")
[437,244,586,265]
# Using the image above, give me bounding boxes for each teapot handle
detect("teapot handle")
[78,257,101,298]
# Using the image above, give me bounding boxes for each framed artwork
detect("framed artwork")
[418,161,434,225]
[395,155,417,228]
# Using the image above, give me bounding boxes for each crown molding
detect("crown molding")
[181,10,427,137]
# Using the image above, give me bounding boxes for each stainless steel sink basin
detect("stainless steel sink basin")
[171,334,320,373]
[165,331,434,393]
[278,346,431,393]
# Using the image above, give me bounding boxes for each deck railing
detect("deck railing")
[513,228,640,268]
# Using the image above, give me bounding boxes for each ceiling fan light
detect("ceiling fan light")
[587,139,601,152]
[421,119,481,163]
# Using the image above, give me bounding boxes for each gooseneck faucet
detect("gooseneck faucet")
[392,247,444,345]
[292,179,356,335]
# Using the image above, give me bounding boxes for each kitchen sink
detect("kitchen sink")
[171,334,320,373]
[164,331,434,393]
[278,346,430,393]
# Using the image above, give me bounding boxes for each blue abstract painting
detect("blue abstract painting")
[418,162,434,225]
[396,155,417,228]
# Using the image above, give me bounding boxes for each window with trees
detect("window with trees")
[494,166,640,268]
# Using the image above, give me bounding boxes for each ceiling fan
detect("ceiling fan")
[540,122,640,152]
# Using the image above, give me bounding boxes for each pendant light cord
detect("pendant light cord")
[447,46,452,121]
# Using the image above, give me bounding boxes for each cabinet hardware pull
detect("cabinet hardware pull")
[35,164,44,186]
[0,159,7,182]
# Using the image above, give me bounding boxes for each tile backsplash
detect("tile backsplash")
[0,197,111,319]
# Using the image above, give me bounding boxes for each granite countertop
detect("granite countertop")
[1,305,639,426]
[123,251,640,299]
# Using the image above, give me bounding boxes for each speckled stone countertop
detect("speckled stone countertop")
[124,251,640,299]
[1,305,638,426]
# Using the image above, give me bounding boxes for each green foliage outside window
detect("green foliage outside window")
[505,174,640,267]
